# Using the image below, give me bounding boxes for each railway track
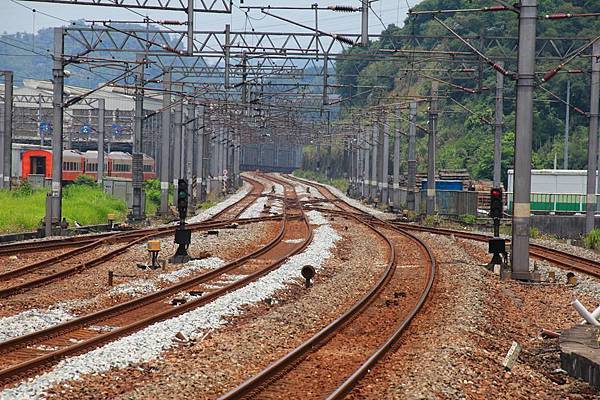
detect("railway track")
[0,173,313,388]
[0,175,263,258]
[220,175,436,399]
[386,222,600,278]
[0,176,269,298]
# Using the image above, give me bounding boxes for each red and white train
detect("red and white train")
[20,149,156,182]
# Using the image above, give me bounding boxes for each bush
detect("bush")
[459,214,477,225]
[584,229,600,250]
[530,226,540,239]
[15,180,33,197]
[73,174,98,187]
[423,215,442,227]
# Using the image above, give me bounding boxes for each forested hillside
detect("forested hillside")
[322,0,600,184]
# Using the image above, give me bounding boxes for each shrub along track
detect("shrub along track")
[218,174,435,399]
[0,173,313,389]
[0,176,270,298]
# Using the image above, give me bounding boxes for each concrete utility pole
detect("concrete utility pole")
[46,28,65,236]
[564,79,571,169]
[0,71,13,189]
[363,127,370,197]
[371,123,378,199]
[186,102,194,206]
[160,69,171,214]
[195,106,205,202]
[173,85,183,193]
[407,101,417,211]
[38,94,44,147]
[393,106,401,207]
[494,63,504,188]
[511,0,537,280]
[426,81,438,216]
[131,53,145,220]
[361,0,368,46]
[97,98,105,186]
[587,41,600,233]
[382,118,390,205]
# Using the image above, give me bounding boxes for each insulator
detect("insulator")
[328,5,359,12]
[332,34,356,46]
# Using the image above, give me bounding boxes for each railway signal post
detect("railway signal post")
[488,187,508,272]
[170,178,191,264]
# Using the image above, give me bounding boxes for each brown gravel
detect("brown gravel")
[44,217,389,400]
[347,233,600,399]
[0,221,278,318]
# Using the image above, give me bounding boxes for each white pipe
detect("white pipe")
[580,304,600,325]
[572,299,600,326]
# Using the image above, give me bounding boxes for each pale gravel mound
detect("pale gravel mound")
[239,197,268,219]
[0,308,75,342]
[187,183,251,223]
[1,212,339,400]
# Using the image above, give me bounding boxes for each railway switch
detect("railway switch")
[107,213,115,230]
[301,265,316,288]
[488,187,508,272]
[147,240,161,269]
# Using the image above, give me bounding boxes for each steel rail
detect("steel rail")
[220,174,436,400]
[0,177,266,296]
[284,174,437,399]
[0,174,313,387]
[0,176,262,257]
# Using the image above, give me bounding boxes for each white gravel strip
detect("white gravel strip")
[239,196,268,219]
[0,212,340,400]
[187,182,252,224]
[158,257,224,283]
[0,258,226,343]
[292,176,393,219]
[0,308,75,342]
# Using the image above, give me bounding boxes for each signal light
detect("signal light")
[177,179,188,219]
[490,187,503,219]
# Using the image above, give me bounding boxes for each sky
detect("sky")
[1,0,416,36]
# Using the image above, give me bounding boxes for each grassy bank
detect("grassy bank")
[292,170,349,193]
[0,182,127,233]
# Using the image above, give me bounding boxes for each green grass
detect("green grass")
[292,169,349,193]
[584,229,600,250]
[0,183,127,233]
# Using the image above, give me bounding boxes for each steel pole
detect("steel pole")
[187,0,194,55]
[511,0,537,280]
[407,101,417,211]
[160,69,171,214]
[564,79,571,169]
[494,63,504,188]
[1,71,13,189]
[587,41,600,233]
[97,98,105,186]
[426,81,439,216]
[46,28,65,236]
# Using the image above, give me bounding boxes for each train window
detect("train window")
[143,164,152,172]
[113,163,131,172]
[87,163,97,172]
[63,161,79,171]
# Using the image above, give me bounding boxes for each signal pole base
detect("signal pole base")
[169,228,191,264]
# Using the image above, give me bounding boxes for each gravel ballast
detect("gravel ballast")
[1,212,339,400]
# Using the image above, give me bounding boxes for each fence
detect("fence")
[506,192,588,214]
[419,190,479,216]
